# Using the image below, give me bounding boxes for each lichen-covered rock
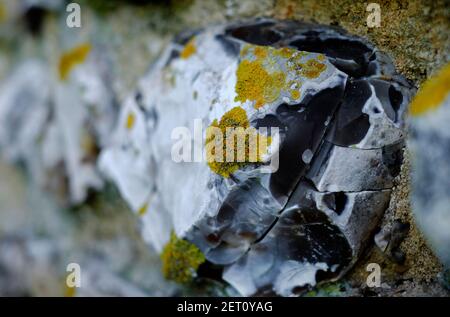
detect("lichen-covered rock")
[98,19,413,295]
[0,41,117,203]
[409,63,450,269]
[161,232,206,284]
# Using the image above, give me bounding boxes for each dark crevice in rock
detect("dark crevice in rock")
[389,85,404,122]
[255,85,345,203]
[325,79,372,147]
[253,217,279,244]
[382,141,405,178]
[289,37,373,78]
[226,21,282,46]
[215,34,241,57]
[197,261,224,281]
[334,192,348,215]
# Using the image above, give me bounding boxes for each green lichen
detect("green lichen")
[161,232,205,284]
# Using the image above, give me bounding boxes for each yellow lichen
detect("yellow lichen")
[58,43,91,81]
[206,107,271,178]
[290,89,301,100]
[160,232,205,284]
[180,37,196,59]
[235,44,325,109]
[64,284,77,297]
[300,58,327,79]
[273,46,297,59]
[317,54,326,61]
[265,71,286,104]
[235,60,270,109]
[138,203,148,216]
[125,112,135,130]
[235,58,286,109]
[254,46,268,59]
[409,63,450,116]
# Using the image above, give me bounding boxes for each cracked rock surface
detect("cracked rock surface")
[96,20,414,295]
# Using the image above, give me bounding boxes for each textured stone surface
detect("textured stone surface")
[96,19,413,295]
[0,0,447,297]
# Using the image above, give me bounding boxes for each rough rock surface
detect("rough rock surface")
[0,0,448,297]
[97,20,413,296]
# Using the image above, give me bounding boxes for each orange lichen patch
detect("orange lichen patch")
[58,43,91,81]
[409,63,450,117]
[125,112,136,130]
[206,107,272,178]
[138,203,148,216]
[180,37,196,59]
[300,58,327,79]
